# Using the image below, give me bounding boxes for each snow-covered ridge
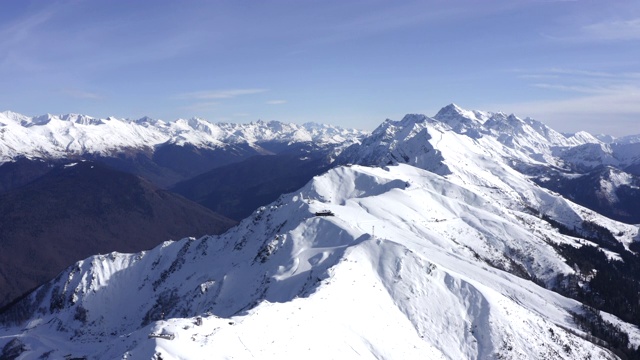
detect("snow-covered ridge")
[4,103,640,358]
[3,104,639,171]
[337,104,640,175]
[2,163,637,358]
[0,111,367,163]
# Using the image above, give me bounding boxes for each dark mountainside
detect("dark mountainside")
[172,154,330,221]
[0,161,236,307]
[0,157,59,194]
[86,142,264,188]
[534,166,640,224]
[0,143,267,194]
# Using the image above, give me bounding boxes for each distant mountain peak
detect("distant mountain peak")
[60,113,104,125]
[434,103,468,120]
[0,111,367,164]
[434,103,490,124]
[133,115,156,124]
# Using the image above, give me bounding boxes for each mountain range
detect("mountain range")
[0,114,365,313]
[0,111,363,188]
[2,105,640,359]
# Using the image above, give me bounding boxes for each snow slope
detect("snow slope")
[0,111,365,163]
[2,162,638,359]
[338,104,640,224]
[2,105,640,359]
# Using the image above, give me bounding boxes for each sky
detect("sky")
[1,0,639,136]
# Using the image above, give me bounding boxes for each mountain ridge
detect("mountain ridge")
[3,105,640,358]
[0,111,366,164]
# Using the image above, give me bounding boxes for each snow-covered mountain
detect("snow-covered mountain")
[3,105,640,359]
[0,112,367,189]
[338,104,603,170]
[0,111,364,162]
[338,104,640,224]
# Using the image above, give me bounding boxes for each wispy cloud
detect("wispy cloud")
[581,18,640,41]
[303,2,514,47]
[178,89,267,100]
[266,100,287,105]
[514,68,640,95]
[62,89,103,100]
[180,101,219,112]
[496,87,640,119]
[514,68,640,80]
[544,68,640,78]
[544,17,640,43]
[0,6,55,47]
[494,83,640,135]
[497,67,640,135]
[0,5,58,72]
[531,83,623,94]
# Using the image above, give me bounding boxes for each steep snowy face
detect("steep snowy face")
[431,104,599,162]
[595,167,637,203]
[336,114,451,175]
[337,108,555,209]
[559,143,618,171]
[433,103,488,137]
[1,164,638,359]
[338,104,640,225]
[0,111,367,163]
[339,104,611,180]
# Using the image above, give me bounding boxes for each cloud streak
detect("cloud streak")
[543,17,640,43]
[180,101,219,112]
[516,68,640,96]
[0,6,55,48]
[266,100,287,105]
[178,89,267,100]
[581,18,640,41]
[497,65,640,135]
[493,86,640,135]
[63,89,103,100]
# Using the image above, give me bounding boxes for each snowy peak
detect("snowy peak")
[429,104,595,157]
[59,114,104,125]
[431,104,602,149]
[132,115,162,126]
[302,122,365,144]
[341,104,580,176]
[433,103,487,137]
[337,104,640,225]
[15,113,105,126]
[568,131,601,144]
[484,112,526,135]
[434,103,489,124]
[0,111,367,163]
[337,114,450,174]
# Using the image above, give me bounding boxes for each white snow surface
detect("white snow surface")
[2,161,638,359]
[3,105,640,359]
[340,104,614,173]
[0,111,366,163]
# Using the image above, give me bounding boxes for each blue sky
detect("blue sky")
[1,0,639,136]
